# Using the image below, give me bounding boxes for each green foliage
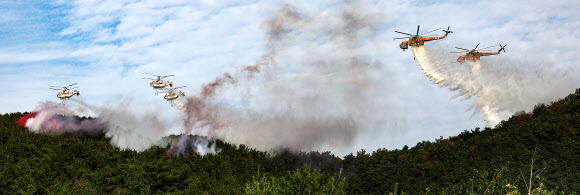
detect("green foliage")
[0,112,344,194]
[245,166,347,194]
[344,88,580,194]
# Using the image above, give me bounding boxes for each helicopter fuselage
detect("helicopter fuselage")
[457,51,502,63]
[57,90,81,99]
[399,40,424,50]
[164,91,186,101]
[457,54,480,63]
[150,81,174,88]
[399,31,451,50]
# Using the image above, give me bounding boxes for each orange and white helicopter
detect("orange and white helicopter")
[159,86,187,104]
[395,25,453,51]
[49,83,81,104]
[453,43,507,63]
[143,72,175,95]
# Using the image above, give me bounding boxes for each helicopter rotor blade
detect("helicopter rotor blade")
[479,45,498,50]
[394,37,413,40]
[455,47,470,51]
[143,78,155,80]
[421,28,441,36]
[473,43,480,50]
[64,83,78,88]
[416,25,420,36]
[450,51,466,53]
[167,86,187,92]
[395,31,414,36]
[159,75,175,79]
[145,72,157,77]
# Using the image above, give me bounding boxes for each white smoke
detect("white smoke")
[192,136,219,156]
[172,3,396,154]
[97,101,168,152]
[165,134,219,156]
[412,45,579,126]
[26,100,171,152]
[25,101,106,134]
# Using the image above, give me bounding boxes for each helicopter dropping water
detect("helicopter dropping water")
[452,43,507,64]
[394,25,453,54]
[49,83,81,105]
[159,86,187,107]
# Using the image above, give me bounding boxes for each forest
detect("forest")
[1,88,579,194]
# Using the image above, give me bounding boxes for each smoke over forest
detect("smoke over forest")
[18,3,392,156]
[169,3,391,155]
[15,2,580,157]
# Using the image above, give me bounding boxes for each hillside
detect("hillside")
[343,88,580,194]
[1,113,343,194]
[1,88,579,194]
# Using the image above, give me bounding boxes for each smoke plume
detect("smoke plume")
[21,101,107,134]
[20,100,169,152]
[168,3,391,155]
[412,45,579,126]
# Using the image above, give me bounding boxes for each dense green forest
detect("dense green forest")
[1,88,579,194]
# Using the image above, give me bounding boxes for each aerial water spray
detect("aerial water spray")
[412,44,579,126]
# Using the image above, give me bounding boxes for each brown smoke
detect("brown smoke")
[168,2,388,156]
[167,56,276,156]
[265,4,301,55]
[201,73,235,98]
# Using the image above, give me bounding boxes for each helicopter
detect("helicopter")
[159,86,187,106]
[395,25,453,52]
[49,83,81,104]
[453,43,507,63]
[143,72,175,95]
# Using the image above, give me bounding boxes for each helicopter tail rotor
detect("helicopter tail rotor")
[499,43,507,53]
[443,26,453,34]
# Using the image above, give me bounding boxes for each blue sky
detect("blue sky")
[0,1,66,44]
[1,0,579,156]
